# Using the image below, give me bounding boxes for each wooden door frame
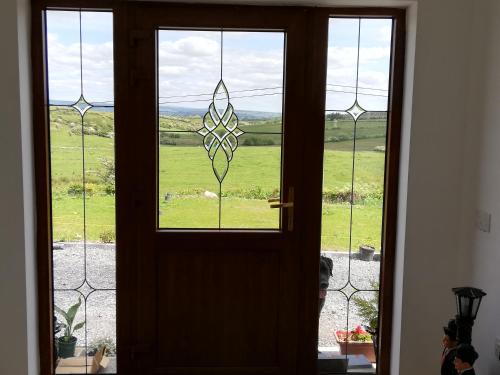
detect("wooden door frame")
[297,8,406,375]
[31,1,405,374]
[123,5,309,374]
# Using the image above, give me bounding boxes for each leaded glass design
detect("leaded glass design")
[346,100,366,122]
[73,95,93,116]
[158,30,284,229]
[47,10,116,373]
[197,77,244,183]
[318,17,393,373]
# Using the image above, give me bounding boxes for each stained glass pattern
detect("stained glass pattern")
[319,17,393,373]
[158,30,284,229]
[197,79,244,183]
[47,9,116,373]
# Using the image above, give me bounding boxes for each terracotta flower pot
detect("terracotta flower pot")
[335,331,376,363]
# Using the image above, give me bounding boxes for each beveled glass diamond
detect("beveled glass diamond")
[72,95,93,116]
[76,280,95,299]
[340,282,357,299]
[346,100,366,121]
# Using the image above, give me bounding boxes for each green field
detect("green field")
[49,107,387,250]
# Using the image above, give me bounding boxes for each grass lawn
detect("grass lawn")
[52,194,116,242]
[49,109,386,250]
[158,196,382,251]
[52,193,381,251]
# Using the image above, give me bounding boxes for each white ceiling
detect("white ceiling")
[136,0,413,7]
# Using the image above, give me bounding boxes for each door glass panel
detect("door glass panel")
[157,29,284,229]
[318,17,393,373]
[47,10,117,372]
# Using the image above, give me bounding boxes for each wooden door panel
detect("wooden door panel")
[157,250,279,367]
[154,366,280,375]
[125,4,307,374]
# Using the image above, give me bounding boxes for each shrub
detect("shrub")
[88,337,116,357]
[97,158,115,187]
[159,133,178,145]
[221,187,280,200]
[99,229,115,243]
[104,184,115,195]
[325,135,350,143]
[176,188,204,196]
[352,281,379,330]
[325,112,349,121]
[83,126,97,135]
[67,183,95,197]
[322,184,383,204]
[242,137,275,146]
[323,186,355,203]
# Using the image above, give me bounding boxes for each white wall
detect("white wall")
[0,0,38,375]
[391,0,476,374]
[0,0,491,374]
[463,1,500,374]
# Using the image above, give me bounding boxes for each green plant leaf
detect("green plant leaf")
[352,286,379,330]
[54,304,69,323]
[73,321,85,332]
[65,297,82,328]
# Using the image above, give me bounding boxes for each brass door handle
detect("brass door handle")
[267,197,281,203]
[268,187,294,231]
[269,202,293,208]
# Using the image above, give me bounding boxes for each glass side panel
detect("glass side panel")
[157,29,284,229]
[318,17,393,373]
[47,10,116,372]
[357,19,391,111]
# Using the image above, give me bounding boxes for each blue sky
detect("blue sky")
[46,10,392,113]
[157,30,285,113]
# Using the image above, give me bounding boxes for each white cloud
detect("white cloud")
[326,46,390,111]
[47,33,114,103]
[157,35,285,112]
[377,25,393,43]
[159,66,189,76]
[176,37,219,57]
[47,28,391,113]
[328,46,390,68]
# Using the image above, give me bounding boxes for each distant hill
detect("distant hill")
[158,106,281,120]
[49,101,281,121]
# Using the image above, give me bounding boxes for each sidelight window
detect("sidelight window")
[318,17,395,373]
[46,9,117,372]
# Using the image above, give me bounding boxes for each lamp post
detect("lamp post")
[452,287,486,345]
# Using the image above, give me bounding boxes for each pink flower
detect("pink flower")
[354,325,367,335]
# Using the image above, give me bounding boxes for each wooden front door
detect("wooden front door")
[117,4,315,374]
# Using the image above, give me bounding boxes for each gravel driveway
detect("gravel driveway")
[53,244,380,352]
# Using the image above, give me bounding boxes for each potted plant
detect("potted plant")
[54,297,85,358]
[351,282,379,361]
[358,244,375,261]
[335,325,376,362]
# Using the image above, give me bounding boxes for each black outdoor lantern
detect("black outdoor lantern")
[452,287,487,344]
